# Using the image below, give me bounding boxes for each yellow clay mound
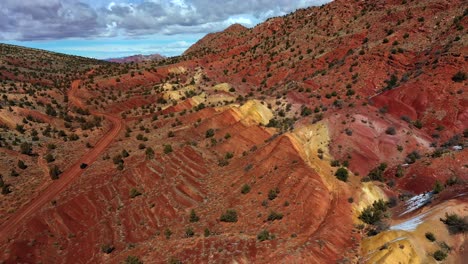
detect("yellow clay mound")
[362,230,422,264]
[168,66,186,74]
[235,100,273,126]
[210,83,232,92]
[288,122,339,190]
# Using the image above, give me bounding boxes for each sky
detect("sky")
[0,0,332,59]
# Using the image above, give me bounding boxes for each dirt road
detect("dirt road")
[0,79,124,241]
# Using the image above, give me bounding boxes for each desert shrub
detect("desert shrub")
[368,163,387,182]
[433,180,444,194]
[452,71,466,82]
[257,230,273,241]
[335,167,349,182]
[129,188,142,198]
[17,160,27,170]
[20,142,32,155]
[268,187,280,200]
[163,144,173,154]
[220,209,238,222]
[124,256,143,264]
[164,228,172,239]
[359,199,388,225]
[49,165,61,180]
[185,227,194,237]
[241,184,251,194]
[204,228,211,237]
[405,151,421,164]
[413,120,423,129]
[425,232,436,242]
[145,147,154,159]
[433,250,447,261]
[385,126,396,135]
[440,213,468,234]
[267,211,284,221]
[189,209,200,223]
[101,244,114,254]
[205,129,215,138]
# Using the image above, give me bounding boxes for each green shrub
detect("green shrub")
[220,209,238,222]
[359,199,388,225]
[268,187,280,200]
[205,129,215,138]
[129,188,142,198]
[185,227,194,237]
[335,167,349,182]
[433,181,444,194]
[257,230,273,241]
[163,144,173,154]
[101,244,114,254]
[241,184,251,194]
[425,232,436,242]
[124,256,143,264]
[368,163,387,182]
[433,250,447,261]
[189,209,199,223]
[267,211,284,221]
[440,213,468,234]
[17,160,27,170]
[49,165,61,180]
[452,71,467,82]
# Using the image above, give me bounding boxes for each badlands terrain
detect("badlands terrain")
[0,0,467,263]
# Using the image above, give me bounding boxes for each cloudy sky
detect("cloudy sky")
[1,0,332,59]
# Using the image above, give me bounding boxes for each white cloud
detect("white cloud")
[0,0,333,41]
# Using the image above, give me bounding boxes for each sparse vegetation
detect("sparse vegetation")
[220,209,238,222]
[257,230,273,241]
[335,167,349,182]
[440,213,468,234]
[359,199,388,225]
[425,232,436,242]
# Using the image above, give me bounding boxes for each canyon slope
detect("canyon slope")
[0,0,467,263]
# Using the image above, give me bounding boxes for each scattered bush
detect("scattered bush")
[220,209,238,222]
[163,144,173,154]
[189,209,200,223]
[241,184,251,194]
[257,230,273,241]
[124,256,143,264]
[205,129,215,138]
[433,180,444,194]
[433,250,447,261]
[385,126,396,135]
[440,213,468,234]
[368,163,387,182]
[452,71,466,82]
[129,188,142,198]
[359,199,388,225]
[405,151,421,164]
[17,160,27,170]
[335,167,349,182]
[185,227,195,237]
[20,142,32,155]
[267,211,284,221]
[101,244,115,254]
[268,187,280,200]
[49,165,61,180]
[425,232,436,242]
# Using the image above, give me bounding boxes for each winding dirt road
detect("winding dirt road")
[0,79,124,241]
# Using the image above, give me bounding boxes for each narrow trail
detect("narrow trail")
[0,79,124,241]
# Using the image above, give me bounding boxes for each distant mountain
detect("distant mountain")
[105,53,165,63]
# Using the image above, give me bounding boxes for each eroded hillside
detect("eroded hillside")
[0,0,467,263]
